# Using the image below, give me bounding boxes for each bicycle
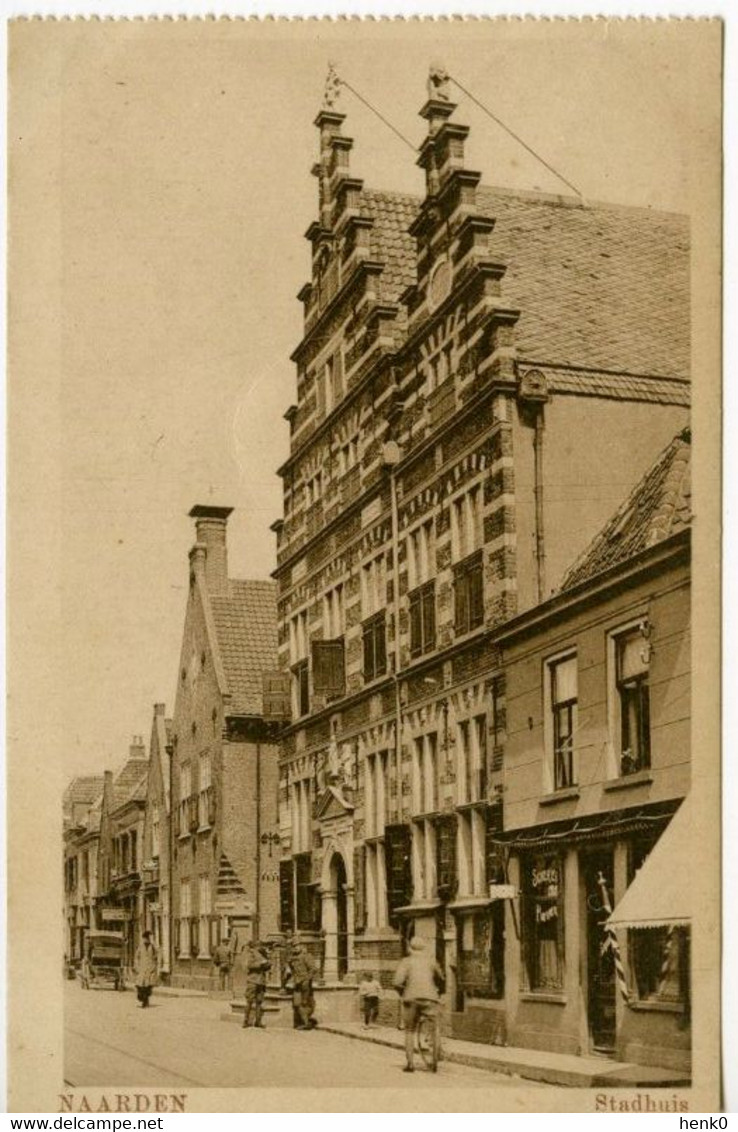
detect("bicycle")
[414,1000,441,1072]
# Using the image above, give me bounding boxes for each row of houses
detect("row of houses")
[64,73,693,1074]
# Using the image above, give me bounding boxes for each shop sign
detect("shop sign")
[531,865,559,889]
[489,884,517,900]
[101,908,131,923]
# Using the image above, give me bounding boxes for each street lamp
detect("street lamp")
[260,831,281,859]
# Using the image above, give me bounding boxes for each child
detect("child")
[359,971,382,1028]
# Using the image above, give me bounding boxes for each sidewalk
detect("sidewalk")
[318,1022,691,1089]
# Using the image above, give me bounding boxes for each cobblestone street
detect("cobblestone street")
[64,981,529,1091]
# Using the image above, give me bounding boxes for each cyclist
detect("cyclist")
[392,936,445,1073]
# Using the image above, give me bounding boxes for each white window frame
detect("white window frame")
[323,583,345,639]
[607,616,650,780]
[179,879,191,958]
[543,649,578,794]
[450,481,483,562]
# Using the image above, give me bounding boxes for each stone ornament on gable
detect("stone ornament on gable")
[427,61,451,102]
[323,62,342,110]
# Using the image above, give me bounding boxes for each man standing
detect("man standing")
[212,932,234,993]
[242,941,271,1029]
[290,944,318,1030]
[392,936,444,1072]
[134,930,158,1009]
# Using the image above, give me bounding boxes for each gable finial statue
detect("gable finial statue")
[323,61,342,109]
[427,60,451,102]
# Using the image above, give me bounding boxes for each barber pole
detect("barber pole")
[656,925,675,995]
[598,871,630,1004]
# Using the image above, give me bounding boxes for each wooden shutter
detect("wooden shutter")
[454,566,469,633]
[262,671,292,721]
[409,591,422,657]
[469,555,484,628]
[279,858,294,933]
[436,814,458,901]
[422,583,436,650]
[353,845,366,934]
[311,639,346,696]
[385,824,412,924]
[363,622,374,680]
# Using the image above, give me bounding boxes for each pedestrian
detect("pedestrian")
[134,930,158,1009]
[392,936,445,1073]
[213,932,234,993]
[290,944,318,1030]
[359,971,381,1029]
[242,941,271,1029]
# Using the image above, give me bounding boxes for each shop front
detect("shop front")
[500,801,690,1071]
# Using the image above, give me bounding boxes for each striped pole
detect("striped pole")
[598,871,630,1004]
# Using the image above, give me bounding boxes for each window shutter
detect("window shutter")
[363,624,373,680]
[385,824,413,924]
[262,671,292,720]
[455,567,469,633]
[375,617,386,675]
[410,591,422,657]
[469,558,484,627]
[422,583,436,649]
[311,639,346,696]
[279,858,294,933]
[436,814,458,901]
[353,844,366,934]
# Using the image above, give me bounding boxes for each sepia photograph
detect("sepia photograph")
[7,15,722,1113]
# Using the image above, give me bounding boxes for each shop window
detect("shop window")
[409,581,436,658]
[627,836,688,1008]
[615,627,651,775]
[454,551,484,635]
[521,854,565,992]
[362,613,387,682]
[548,654,578,789]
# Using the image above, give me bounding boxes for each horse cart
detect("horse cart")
[79,930,126,991]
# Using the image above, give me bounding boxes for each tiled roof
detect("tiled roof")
[210,579,278,716]
[544,366,690,407]
[561,428,691,591]
[112,757,149,808]
[63,775,105,810]
[359,185,689,379]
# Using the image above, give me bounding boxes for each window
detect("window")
[615,628,651,775]
[199,874,211,958]
[364,751,388,839]
[179,879,191,957]
[361,554,386,618]
[549,655,578,790]
[451,484,482,561]
[323,583,344,639]
[179,761,192,836]
[291,778,312,854]
[457,809,487,896]
[362,613,387,682]
[407,520,434,590]
[412,732,438,815]
[457,905,505,999]
[198,752,212,828]
[409,581,436,658]
[295,852,320,931]
[290,610,310,718]
[411,820,436,901]
[521,854,565,991]
[457,715,488,805]
[329,352,343,405]
[627,838,688,1007]
[385,823,413,924]
[305,470,323,507]
[339,435,360,476]
[454,551,484,635]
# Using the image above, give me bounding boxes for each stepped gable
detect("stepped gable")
[358,184,689,380]
[209,578,278,717]
[561,427,691,592]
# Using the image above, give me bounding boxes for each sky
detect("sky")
[18,18,708,778]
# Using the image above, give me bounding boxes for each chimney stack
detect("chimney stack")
[129,735,145,760]
[189,505,233,596]
[154,702,166,717]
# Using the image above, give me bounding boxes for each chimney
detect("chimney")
[154,702,166,717]
[129,735,145,760]
[188,505,233,596]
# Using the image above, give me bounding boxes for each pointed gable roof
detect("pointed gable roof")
[561,428,691,591]
[112,757,150,808]
[208,579,278,717]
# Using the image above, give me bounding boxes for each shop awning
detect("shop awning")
[607,795,692,930]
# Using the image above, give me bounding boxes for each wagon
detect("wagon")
[79,930,126,991]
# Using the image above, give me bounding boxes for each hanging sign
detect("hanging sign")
[489,884,517,900]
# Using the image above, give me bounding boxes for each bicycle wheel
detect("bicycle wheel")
[416,1015,438,1071]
